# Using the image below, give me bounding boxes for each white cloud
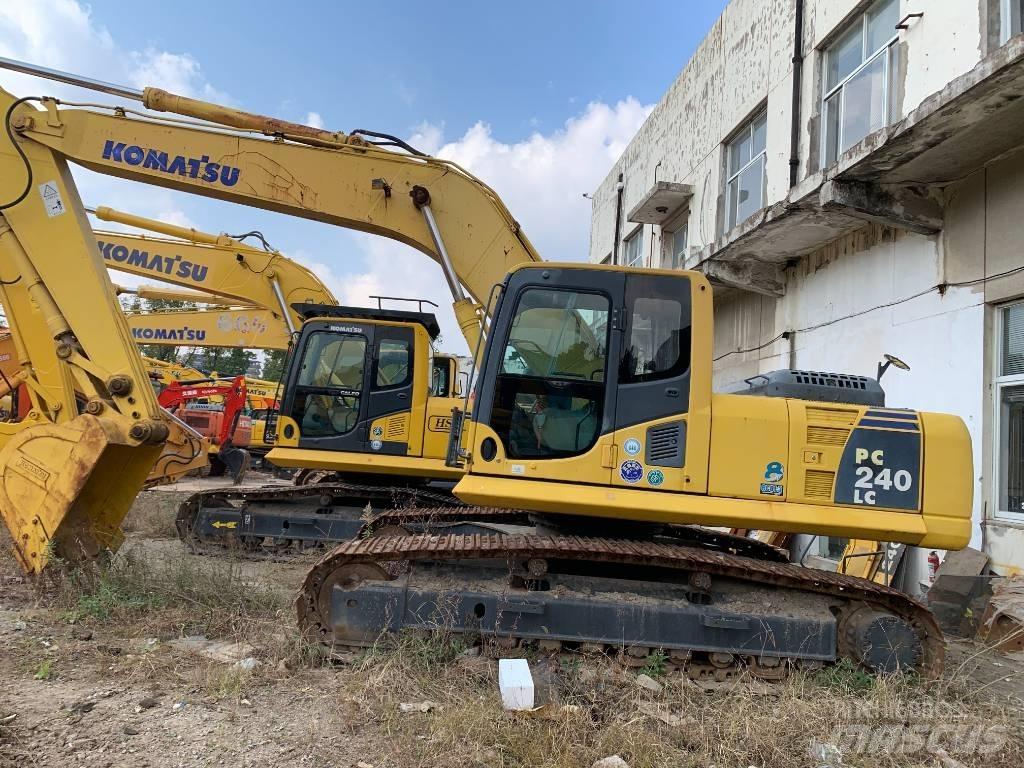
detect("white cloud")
[0,1,653,360]
[0,1,227,103]
[305,111,325,129]
[341,99,654,354]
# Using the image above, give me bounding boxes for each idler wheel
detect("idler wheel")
[843,607,922,673]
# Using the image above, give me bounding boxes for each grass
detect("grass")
[638,649,668,679]
[32,659,52,680]
[336,638,1024,768]
[52,548,284,636]
[4,521,1024,767]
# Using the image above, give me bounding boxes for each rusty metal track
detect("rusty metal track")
[296,532,944,677]
[174,482,466,553]
[361,507,789,562]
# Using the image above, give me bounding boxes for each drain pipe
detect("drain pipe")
[648,160,662,268]
[612,172,624,265]
[788,0,805,188]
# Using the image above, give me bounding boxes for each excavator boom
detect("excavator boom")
[0,81,540,352]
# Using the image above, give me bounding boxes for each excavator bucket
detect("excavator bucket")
[0,414,161,574]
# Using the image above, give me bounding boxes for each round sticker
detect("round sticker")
[620,460,643,484]
[623,438,642,456]
[370,439,382,451]
[372,426,383,438]
[647,469,664,487]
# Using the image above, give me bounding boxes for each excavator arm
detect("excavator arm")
[124,306,290,349]
[0,121,171,573]
[0,75,541,352]
[94,204,336,334]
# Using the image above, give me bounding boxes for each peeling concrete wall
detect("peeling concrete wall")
[588,0,793,265]
[587,0,1024,581]
[590,0,990,264]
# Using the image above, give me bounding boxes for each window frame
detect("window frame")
[821,0,899,167]
[490,286,612,460]
[994,301,1024,521]
[623,226,644,269]
[725,110,768,231]
[1002,0,1024,43]
[374,338,411,390]
[663,212,689,270]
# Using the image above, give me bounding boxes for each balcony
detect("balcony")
[693,35,1024,297]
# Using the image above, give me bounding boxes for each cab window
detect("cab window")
[376,339,410,388]
[620,276,690,384]
[489,288,609,459]
[291,332,366,437]
[431,358,451,398]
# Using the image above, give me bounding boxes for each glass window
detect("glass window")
[376,339,410,388]
[822,0,899,166]
[667,223,688,270]
[291,332,366,438]
[431,357,451,397]
[297,333,365,390]
[726,111,767,231]
[996,303,1024,518]
[488,289,609,459]
[1003,0,1024,42]
[1003,300,1024,377]
[623,229,644,268]
[621,294,689,383]
[999,384,1024,514]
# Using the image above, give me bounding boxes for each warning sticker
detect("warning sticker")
[38,181,65,217]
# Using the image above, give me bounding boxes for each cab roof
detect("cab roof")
[292,303,441,340]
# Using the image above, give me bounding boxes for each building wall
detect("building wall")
[706,147,1024,588]
[589,0,992,266]
[588,0,1024,585]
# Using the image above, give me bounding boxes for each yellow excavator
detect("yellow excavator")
[92,204,471,489]
[0,60,972,675]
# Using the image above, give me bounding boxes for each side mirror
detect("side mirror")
[876,353,910,382]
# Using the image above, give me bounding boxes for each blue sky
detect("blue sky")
[1,0,728,352]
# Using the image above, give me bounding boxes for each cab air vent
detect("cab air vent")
[385,414,408,440]
[806,426,851,446]
[805,470,835,499]
[645,421,685,468]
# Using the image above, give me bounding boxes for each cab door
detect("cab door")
[282,321,373,454]
[470,266,623,485]
[608,273,697,491]
[363,325,416,456]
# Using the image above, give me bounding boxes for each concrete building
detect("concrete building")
[588,0,1024,588]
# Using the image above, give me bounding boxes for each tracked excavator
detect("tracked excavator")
[90,211,481,536]
[0,60,972,675]
[158,375,251,483]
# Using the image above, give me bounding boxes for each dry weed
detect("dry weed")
[337,634,1024,768]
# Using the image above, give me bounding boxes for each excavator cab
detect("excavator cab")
[455,264,973,550]
[268,304,465,480]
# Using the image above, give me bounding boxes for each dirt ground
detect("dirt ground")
[2,476,1024,768]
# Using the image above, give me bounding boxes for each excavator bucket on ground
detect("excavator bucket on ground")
[0,414,162,574]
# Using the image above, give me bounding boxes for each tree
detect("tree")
[261,349,288,382]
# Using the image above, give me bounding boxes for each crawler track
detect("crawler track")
[176,484,787,563]
[174,482,466,556]
[296,532,945,678]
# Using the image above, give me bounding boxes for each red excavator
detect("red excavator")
[157,376,252,484]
